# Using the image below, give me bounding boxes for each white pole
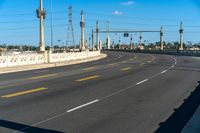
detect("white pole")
[50,0,53,49]
[39,0,45,52]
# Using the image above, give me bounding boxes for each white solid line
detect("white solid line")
[67,100,99,113]
[136,79,148,85]
[161,70,167,74]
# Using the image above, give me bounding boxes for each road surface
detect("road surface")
[0,51,200,133]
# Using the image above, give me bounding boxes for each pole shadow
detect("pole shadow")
[0,119,65,133]
[155,81,200,133]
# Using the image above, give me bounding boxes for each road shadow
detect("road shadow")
[0,119,65,133]
[155,81,200,133]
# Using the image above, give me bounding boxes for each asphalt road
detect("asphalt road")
[0,51,200,133]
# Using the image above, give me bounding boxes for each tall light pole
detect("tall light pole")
[130,33,133,50]
[89,33,91,50]
[37,0,46,52]
[179,22,184,50]
[92,29,94,51]
[50,0,53,49]
[139,32,142,50]
[96,21,100,50]
[160,26,164,50]
[106,21,110,49]
[80,10,86,51]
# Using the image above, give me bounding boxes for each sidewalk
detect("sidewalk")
[181,106,200,133]
[0,53,107,74]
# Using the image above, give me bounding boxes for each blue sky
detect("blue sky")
[0,0,200,46]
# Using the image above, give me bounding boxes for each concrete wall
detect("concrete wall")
[0,51,100,68]
[49,51,100,63]
[0,54,45,68]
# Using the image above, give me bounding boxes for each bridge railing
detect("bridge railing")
[104,49,200,57]
[0,50,101,68]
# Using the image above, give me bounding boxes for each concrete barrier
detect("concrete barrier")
[49,51,100,63]
[0,54,45,68]
[0,50,101,68]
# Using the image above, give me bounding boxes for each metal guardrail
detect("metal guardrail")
[104,49,200,57]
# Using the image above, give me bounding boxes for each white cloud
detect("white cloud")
[121,1,134,6]
[112,10,123,15]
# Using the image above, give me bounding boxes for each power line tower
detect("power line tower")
[66,6,75,50]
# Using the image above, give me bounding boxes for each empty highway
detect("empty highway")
[0,51,200,133]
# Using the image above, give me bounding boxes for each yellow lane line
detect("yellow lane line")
[134,55,138,59]
[147,61,152,63]
[76,75,100,82]
[29,74,58,80]
[1,87,48,98]
[121,61,127,63]
[140,63,146,66]
[83,67,96,71]
[108,63,117,66]
[121,67,132,71]
[147,56,156,63]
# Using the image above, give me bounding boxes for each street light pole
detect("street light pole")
[37,0,46,52]
[50,0,54,49]
[160,26,164,50]
[80,10,86,51]
[179,22,184,50]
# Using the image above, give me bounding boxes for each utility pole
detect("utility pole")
[37,0,46,52]
[50,0,53,49]
[89,33,91,50]
[179,22,184,50]
[96,21,100,50]
[80,10,86,51]
[160,26,164,50]
[130,33,133,50]
[92,29,94,51]
[139,32,142,50]
[106,21,111,49]
[119,38,121,49]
